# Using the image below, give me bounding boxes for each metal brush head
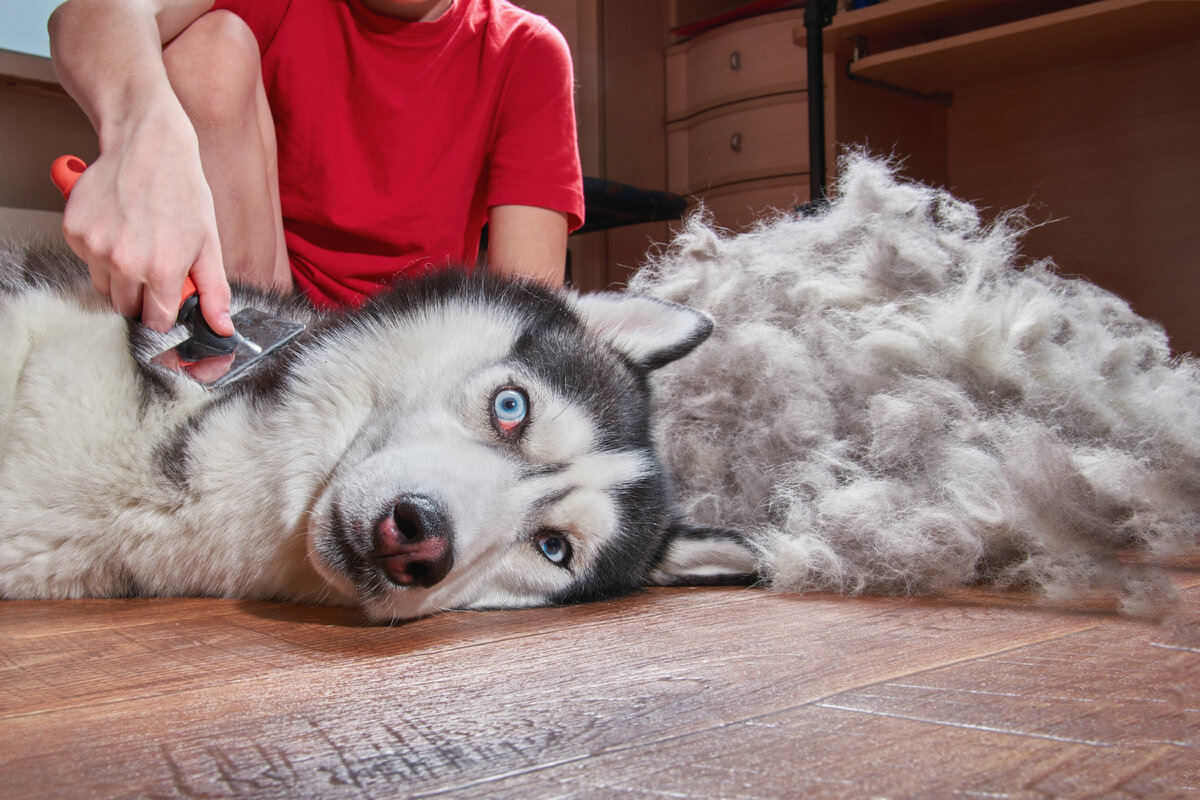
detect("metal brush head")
[149,307,305,389]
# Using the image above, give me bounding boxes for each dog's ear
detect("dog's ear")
[648,524,760,586]
[572,293,714,371]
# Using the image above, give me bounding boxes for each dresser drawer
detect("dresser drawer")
[666,9,807,122]
[694,176,809,231]
[668,94,808,195]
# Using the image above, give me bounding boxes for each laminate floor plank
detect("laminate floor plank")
[2,577,1196,799]
[459,707,1193,800]
[0,590,764,718]
[456,590,1199,799]
[3,587,1106,722]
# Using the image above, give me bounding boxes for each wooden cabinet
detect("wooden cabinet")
[825,0,1200,355]
[669,96,808,195]
[666,11,808,121]
[666,9,817,230]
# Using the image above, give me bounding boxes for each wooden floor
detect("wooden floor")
[3,565,1198,799]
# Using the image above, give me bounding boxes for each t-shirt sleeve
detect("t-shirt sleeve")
[486,19,585,232]
[209,0,291,53]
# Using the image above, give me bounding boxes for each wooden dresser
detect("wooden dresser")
[666,8,820,229]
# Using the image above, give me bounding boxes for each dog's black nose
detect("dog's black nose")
[373,495,454,588]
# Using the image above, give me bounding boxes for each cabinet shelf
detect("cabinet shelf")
[832,0,1200,94]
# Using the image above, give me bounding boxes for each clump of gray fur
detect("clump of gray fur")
[632,154,1200,612]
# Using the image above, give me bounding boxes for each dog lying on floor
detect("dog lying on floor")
[0,247,755,622]
[5,156,1197,619]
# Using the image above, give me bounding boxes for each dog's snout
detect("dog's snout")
[373,495,454,588]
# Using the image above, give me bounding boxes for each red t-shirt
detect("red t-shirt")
[210,0,584,307]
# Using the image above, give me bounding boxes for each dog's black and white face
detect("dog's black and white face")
[0,248,757,613]
[300,273,754,621]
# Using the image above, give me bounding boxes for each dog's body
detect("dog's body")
[0,245,752,621]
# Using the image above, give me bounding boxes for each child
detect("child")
[49,0,584,334]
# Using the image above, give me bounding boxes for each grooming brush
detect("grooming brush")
[51,155,305,388]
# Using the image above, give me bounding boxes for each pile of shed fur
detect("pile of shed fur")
[632,154,1200,612]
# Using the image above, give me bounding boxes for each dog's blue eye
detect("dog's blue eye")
[493,388,528,435]
[537,533,571,567]
[494,389,525,420]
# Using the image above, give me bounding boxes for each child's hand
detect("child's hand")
[60,103,234,336]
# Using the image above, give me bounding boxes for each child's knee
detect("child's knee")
[164,10,262,129]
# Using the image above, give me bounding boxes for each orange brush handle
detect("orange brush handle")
[50,155,87,201]
[50,155,197,306]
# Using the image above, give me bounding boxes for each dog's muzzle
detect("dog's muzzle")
[372,494,454,588]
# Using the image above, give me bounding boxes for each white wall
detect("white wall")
[0,1,61,58]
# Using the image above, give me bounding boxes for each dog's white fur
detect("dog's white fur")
[634,154,1200,612]
[0,261,723,620]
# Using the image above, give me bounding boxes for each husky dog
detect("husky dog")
[0,245,756,622]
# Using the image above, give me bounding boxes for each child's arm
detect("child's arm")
[485,205,569,287]
[48,0,232,335]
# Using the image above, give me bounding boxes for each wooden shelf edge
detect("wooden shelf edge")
[846,0,1200,95]
[0,48,58,85]
[828,0,974,38]
[0,48,71,101]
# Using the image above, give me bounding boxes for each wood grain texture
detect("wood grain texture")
[2,571,1197,799]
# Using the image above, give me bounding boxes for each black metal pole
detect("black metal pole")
[804,0,837,206]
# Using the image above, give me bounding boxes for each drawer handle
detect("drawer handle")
[730,132,743,152]
[729,50,741,71]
